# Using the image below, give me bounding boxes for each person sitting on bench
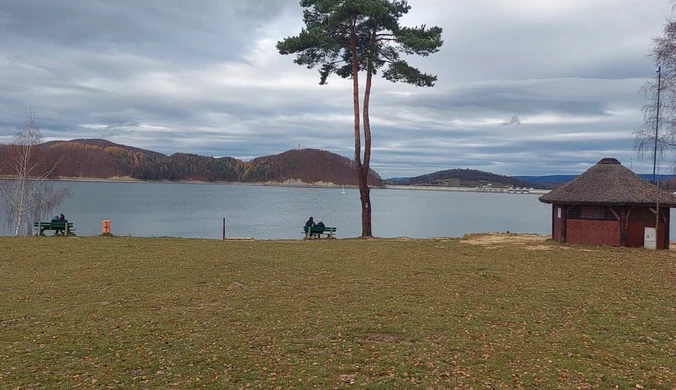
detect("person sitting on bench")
[55,213,68,235]
[315,219,325,237]
[304,217,316,236]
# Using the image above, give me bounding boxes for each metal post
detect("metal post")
[653,66,661,184]
[223,216,226,239]
[654,66,662,249]
[656,179,660,250]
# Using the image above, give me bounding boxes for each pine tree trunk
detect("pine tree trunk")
[358,171,372,236]
[357,29,376,238]
[349,22,361,173]
[349,21,372,238]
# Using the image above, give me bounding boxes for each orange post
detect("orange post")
[102,220,111,234]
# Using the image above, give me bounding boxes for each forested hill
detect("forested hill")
[394,168,557,189]
[0,139,383,185]
[41,138,167,159]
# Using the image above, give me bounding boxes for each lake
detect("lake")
[4,181,674,240]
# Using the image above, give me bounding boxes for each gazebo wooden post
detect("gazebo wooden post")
[560,205,567,243]
[619,207,627,247]
[665,208,670,250]
[551,205,556,240]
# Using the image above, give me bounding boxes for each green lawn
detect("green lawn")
[1,236,675,389]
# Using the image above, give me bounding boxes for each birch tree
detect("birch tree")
[0,109,71,235]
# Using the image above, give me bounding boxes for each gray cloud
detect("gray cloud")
[1,0,292,61]
[0,0,672,178]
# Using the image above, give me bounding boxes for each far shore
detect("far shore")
[47,176,365,189]
[0,175,358,188]
[0,175,552,193]
[384,184,551,194]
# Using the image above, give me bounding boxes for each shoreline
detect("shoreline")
[383,184,551,194]
[50,177,366,189]
[8,233,676,248]
[1,232,553,241]
[0,175,551,193]
[0,175,361,188]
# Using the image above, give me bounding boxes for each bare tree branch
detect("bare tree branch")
[633,11,676,175]
[0,108,72,236]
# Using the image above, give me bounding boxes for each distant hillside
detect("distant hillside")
[384,177,412,185]
[517,173,674,183]
[0,139,383,185]
[41,138,167,159]
[389,169,558,189]
[515,175,578,183]
[387,171,676,190]
[517,173,676,189]
[246,149,374,184]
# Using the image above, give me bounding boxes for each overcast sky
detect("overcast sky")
[0,0,672,178]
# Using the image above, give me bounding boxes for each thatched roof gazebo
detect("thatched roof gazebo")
[539,157,676,249]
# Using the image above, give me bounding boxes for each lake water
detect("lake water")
[4,181,674,240]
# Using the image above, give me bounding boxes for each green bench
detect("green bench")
[303,226,337,239]
[33,221,74,236]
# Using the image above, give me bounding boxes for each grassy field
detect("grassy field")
[1,235,675,389]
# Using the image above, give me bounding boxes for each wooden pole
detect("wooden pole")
[656,180,660,249]
[654,66,662,249]
[653,66,662,183]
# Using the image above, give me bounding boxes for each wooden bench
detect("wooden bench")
[303,226,337,239]
[33,221,74,236]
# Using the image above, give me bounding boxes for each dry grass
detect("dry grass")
[1,235,675,389]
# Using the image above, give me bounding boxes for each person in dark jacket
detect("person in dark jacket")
[54,213,68,235]
[304,217,316,236]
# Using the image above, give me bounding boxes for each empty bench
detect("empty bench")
[303,226,337,239]
[33,221,74,236]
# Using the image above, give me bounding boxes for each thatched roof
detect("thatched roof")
[539,157,676,207]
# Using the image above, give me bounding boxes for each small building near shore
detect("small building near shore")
[538,157,676,249]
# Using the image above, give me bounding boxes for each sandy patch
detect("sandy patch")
[460,233,586,251]
[461,232,548,245]
[525,245,557,251]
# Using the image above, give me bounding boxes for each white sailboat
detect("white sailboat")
[341,185,346,194]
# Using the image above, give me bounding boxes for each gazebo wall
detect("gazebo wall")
[625,207,670,249]
[567,219,620,246]
[551,204,620,247]
[551,204,671,249]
